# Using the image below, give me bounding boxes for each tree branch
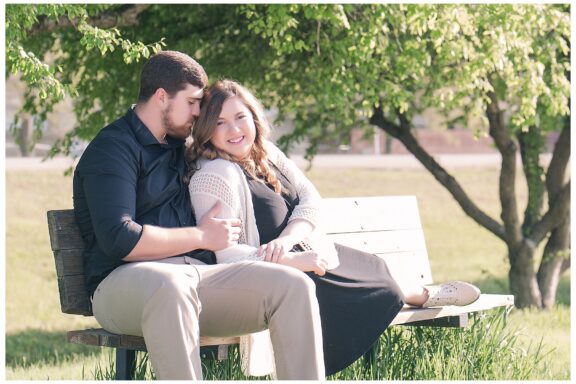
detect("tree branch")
[517,126,546,233]
[486,89,522,246]
[369,104,506,241]
[546,116,570,199]
[529,180,571,244]
[29,4,150,36]
[540,116,571,277]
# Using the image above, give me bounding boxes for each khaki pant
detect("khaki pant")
[92,256,325,380]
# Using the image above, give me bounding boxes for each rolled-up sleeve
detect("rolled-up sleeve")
[76,137,143,260]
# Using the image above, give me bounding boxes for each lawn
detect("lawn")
[5,164,570,380]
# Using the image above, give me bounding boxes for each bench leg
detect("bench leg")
[116,349,136,380]
[200,345,229,360]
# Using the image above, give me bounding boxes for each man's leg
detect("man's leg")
[194,259,325,380]
[92,257,325,380]
[92,258,204,379]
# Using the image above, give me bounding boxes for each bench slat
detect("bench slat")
[68,329,241,350]
[68,329,147,351]
[328,229,427,254]
[375,250,433,285]
[391,294,514,326]
[320,196,422,233]
[54,249,84,277]
[403,314,468,328]
[57,276,92,315]
[47,210,85,251]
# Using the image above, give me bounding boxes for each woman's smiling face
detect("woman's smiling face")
[209,96,257,160]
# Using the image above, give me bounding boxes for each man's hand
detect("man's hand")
[197,201,242,251]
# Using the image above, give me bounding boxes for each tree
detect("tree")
[7,4,569,308]
[237,4,570,309]
[6,4,163,156]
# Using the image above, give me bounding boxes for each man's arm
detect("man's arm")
[124,201,241,261]
[77,139,240,263]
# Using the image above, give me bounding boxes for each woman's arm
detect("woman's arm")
[263,141,340,270]
[257,141,320,260]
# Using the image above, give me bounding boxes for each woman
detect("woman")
[185,80,480,377]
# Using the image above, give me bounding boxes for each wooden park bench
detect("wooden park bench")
[47,195,514,380]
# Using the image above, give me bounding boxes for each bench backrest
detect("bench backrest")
[47,195,433,316]
[322,196,433,286]
[47,209,92,315]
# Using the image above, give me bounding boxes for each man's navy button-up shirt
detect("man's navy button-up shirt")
[73,108,213,297]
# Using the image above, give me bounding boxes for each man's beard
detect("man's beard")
[162,105,193,140]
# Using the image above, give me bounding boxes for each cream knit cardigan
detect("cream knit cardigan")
[188,140,338,377]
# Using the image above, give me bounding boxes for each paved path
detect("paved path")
[5,153,552,171]
[5,156,79,170]
[291,153,511,169]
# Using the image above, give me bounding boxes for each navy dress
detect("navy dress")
[245,165,404,376]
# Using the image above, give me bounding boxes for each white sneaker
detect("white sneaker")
[422,281,481,308]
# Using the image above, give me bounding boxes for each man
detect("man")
[73,51,325,379]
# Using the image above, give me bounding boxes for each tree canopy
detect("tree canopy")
[6,4,570,308]
[7,4,569,154]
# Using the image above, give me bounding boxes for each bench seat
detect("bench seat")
[67,294,513,353]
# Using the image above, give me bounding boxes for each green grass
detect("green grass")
[5,167,570,380]
[331,308,552,380]
[87,309,557,381]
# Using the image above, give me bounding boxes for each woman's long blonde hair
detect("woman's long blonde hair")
[185,79,282,192]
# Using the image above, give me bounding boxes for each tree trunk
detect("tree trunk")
[18,116,32,157]
[486,90,522,246]
[561,257,570,274]
[385,133,393,154]
[509,241,542,308]
[369,100,569,310]
[537,216,570,309]
[517,128,545,233]
[537,118,571,309]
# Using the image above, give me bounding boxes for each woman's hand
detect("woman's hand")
[278,251,328,276]
[257,236,297,264]
[259,219,313,263]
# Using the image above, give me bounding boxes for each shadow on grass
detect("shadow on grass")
[6,329,103,368]
[473,273,571,307]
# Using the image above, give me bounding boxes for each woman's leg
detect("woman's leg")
[308,243,404,375]
[396,279,481,308]
[399,283,429,306]
[328,245,479,308]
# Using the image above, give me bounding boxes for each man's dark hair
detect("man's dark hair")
[138,50,208,101]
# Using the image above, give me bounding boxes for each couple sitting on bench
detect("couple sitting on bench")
[73,50,480,380]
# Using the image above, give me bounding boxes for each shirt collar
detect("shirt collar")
[125,107,185,148]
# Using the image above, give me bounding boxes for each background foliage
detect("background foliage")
[7,4,569,155]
